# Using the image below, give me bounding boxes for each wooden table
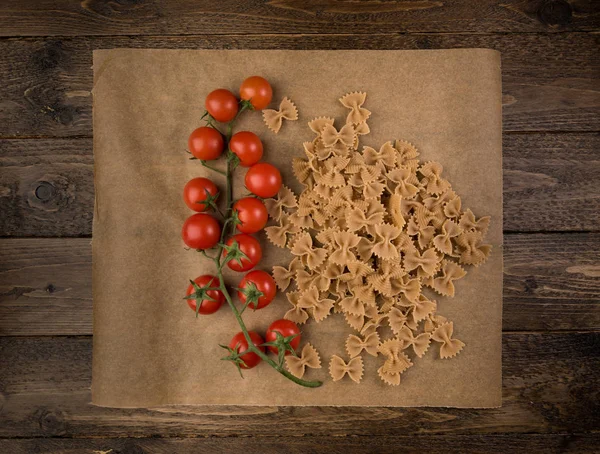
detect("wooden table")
[0,1,598,452]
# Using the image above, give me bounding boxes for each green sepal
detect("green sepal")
[219,343,247,378]
[238,281,264,313]
[184,279,217,318]
[221,239,249,268]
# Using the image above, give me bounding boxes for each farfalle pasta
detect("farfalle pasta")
[269,92,492,386]
[263,97,298,133]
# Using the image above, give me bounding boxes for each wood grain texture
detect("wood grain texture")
[0,0,597,36]
[0,333,598,437]
[1,434,599,454]
[1,234,599,336]
[2,134,598,237]
[0,33,598,138]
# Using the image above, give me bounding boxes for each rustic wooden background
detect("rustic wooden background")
[0,1,599,453]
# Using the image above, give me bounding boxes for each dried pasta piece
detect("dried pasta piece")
[397,326,431,358]
[362,179,387,200]
[363,142,396,170]
[372,223,402,259]
[459,209,491,236]
[387,167,419,199]
[388,192,406,230]
[263,97,298,133]
[403,247,440,277]
[455,231,492,266]
[321,123,355,154]
[394,140,420,171]
[360,309,388,336]
[272,257,304,291]
[378,365,401,386]
[265,214,301,248]
[378,338,413,375]
[264,185,298,221]
[394,275,421,303]
[424,260,467,297]
[398,294,437,324]
[443,196,462,219]
[339,292,366,317]
[297,287,335,322]
[419,162,450,195]
[329,355,364,383]
[340,91,371,125]
[346,200,385,235]
[367,259,406,297]
[285,343,321,378]
[315,156,350,188]
[290,232,328,270]
[283,291,310,325]
[352,121,370,150]
[346,331,380,357]
[424,313,448,333]
[330,230,361,265]
[431,322,465,359]
[433,219,462,255]
[308,116,335,136]
[407,215,436,250]
[388,307,415,335]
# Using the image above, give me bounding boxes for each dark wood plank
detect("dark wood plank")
[1,434,599,454]
[0,332,598,437]
[0,33,598,138]
[0,0,596,36]
[1,234,599,336]
[503,133,600,232]
[2,133,598,237]
[0,138,94,237]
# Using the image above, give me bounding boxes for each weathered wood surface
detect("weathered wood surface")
[1,133,598,237]
[0,0,596,36]
[0,33,599,138]
[0,333,598,437]
[1,434,598,454]
[1,234,599,336]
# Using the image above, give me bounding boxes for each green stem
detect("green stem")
[198,105,322,388]
[201,161,226,176]
[218,278,322,388]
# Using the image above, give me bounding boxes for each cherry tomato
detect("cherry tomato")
[182,213,221,250]
[188,127,224,160]
[205,89,239,123]
[232,197,268,234]
[229,131,263,167]
[265,320,301,356]
[185,275,224,315]
[228,331,266,369]
[183,177,218,212]
[223,234,262,272]
[245,163,282,198]
[238,270,277,310]
[240,76,273,110]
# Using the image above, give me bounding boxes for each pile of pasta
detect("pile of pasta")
[265,92,492,386]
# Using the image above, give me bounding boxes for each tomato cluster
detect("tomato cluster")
[183,76,297,372]
[228,319,302,370]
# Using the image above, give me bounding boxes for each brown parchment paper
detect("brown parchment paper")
[92,49,502,408]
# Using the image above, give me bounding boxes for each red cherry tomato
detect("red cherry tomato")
[229,131,263,167]
[245,163,282,198]
[183,177,218,212]
[240,76,273,110]
[265,320,301,356]
[228,331,265,369]
[182,213,220,250]
[232,197,268,234]
[185,275,224,315]
[223,234,262,272]
[188,127,224,160]
[205,89,239,123]
[238,270,277,310]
